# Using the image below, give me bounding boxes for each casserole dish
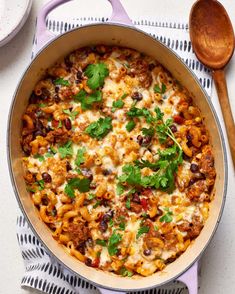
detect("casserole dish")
[7,0,227,293]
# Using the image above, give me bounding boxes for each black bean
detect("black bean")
[42,172,52,183]
[76,70,83,80]
[41,88,50,100]
[148,63,155,71]
[143,249,152,256]
[190,163,199,173]
[29,93,38,104]
[82,169,93,181]
[170,124,177,133]
[55,86,60,93]
[66,161,72,172]
[132,193,140,203]
[141,136,152,146]
[188,178,196,186]
[77,241,86,255]
[64,118,72,130]
[54,94,60,103]
[64,56,73,68]
[85,258,93,267]
[86,238,93,247]
[137,135,143,145]
[186,133,193,142]
[42,198,48,206]
[90,183,97,189]
[102,169,112,176]
[99,220,108,232]
[131,92,143,101]
[103,211,114,222]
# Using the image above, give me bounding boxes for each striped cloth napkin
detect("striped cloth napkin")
[17,5,210,293]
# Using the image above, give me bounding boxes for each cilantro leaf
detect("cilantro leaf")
[75,147,86,167]
[118,164,141,186]
[58,141,73,159]
[116,183,125,196]
[108,232,122,256]
[63,109,78,120]
[85,63,109,90]
[87,193,96,200]
[120,267,133,277]
[136,225,149,239]
[119,222,126,231]
[121,93,128,99]
[112,99,124,112]
[154,83,166,94]
[126,196,131,209]
[160,210,173,223]
[96,239,107,246]
[54,78,70,86]
[64,178,91,198]
[34,154,45,162]
[93,200,101,208]
[74,90,102,110]
[127,107,154,124]
[142,127,155,137]
[37,180,45,191]
[85,117,112,140]
[126,120,136,132]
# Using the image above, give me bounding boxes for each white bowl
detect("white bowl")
[0,0,32,47]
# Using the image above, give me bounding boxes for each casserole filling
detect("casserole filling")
[21,45,216,277]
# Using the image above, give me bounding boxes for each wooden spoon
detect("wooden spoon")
[189,0,235,167]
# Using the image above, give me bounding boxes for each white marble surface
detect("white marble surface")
[0,1,234,293]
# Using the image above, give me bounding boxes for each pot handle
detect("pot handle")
[35,0,133,53]
[98,262,198,294]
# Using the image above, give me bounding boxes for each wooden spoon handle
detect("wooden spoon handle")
[212,69,235,167]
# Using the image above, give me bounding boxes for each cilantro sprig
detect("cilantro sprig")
[58,141,73,159]
[54,78,70,86]
[75,147,86,167]
[64,178,91,198]
[112,99,124,112]
[136,225,149,239]
[108,231,122,256]
[85,117,112,140]
[63,109,78,120]
[154,83,166,94]
[74,90,102,110]
[160,208,173,223]
[85,63,109,90]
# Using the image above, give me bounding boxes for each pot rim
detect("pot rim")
[7,22,228,292]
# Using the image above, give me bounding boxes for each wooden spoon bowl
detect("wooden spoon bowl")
[190,0,235,167]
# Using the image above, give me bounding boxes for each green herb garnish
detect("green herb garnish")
[87,193,96,200]
[136,225,149,239]
[96,239,107,246]
[85,63,109,90]
[108,232,122,256]
[63,109,79,120]
[154,83,166,94]
[119,222,126,231]
[54,78,70,86]
[85,117,112,140]
[37,180,45,191]
[142,126,155,137]
[75,147,86,167]
[126,120,136,132]
[120,267,133,277]
[160,209,173,223]
[64,178,91,198]
[112,99,124,112]
[34,154,45,162]
[126,197,131,209]
[93,200,101,208]
[74,90,102,110]
[116,183,125,196]
[58,141,73,159]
